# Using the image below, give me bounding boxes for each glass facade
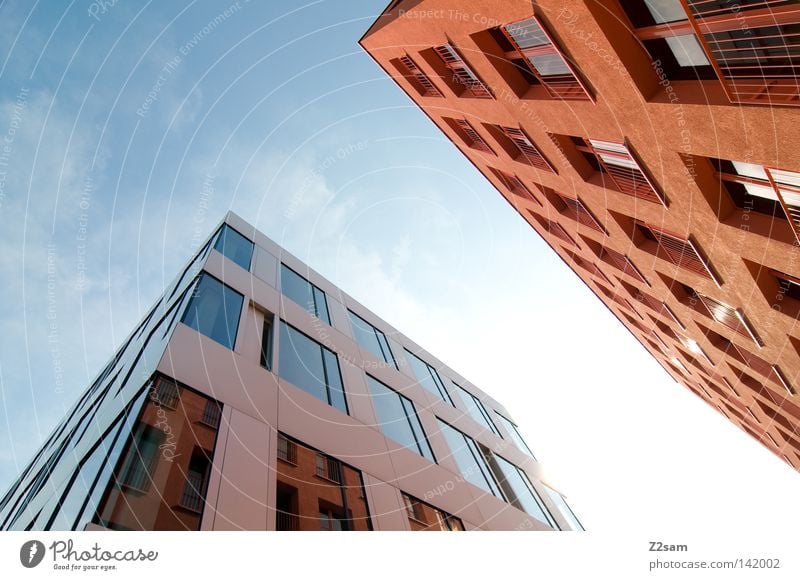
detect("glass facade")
[367,376,435,461]
[280,264,331,325]
[453,383,502,437]
[495,412,535,458]
[213,224,253,271]
[488,454,555,527]
[278,322,347,414]
[437,420,502,498]
[94,376,223,531]
[348,310,397,369]
[181,274,244,350]
[405,350,454,405]
[402,493,464,531]
[275,434,372,531]
[544,485,584,531]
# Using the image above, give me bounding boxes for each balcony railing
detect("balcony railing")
[178,471,205,513]
[276,511,299,531]
[682,1,800,105]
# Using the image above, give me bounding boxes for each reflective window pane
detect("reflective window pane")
[453,384,501,437]
[404,351,453,405]
[213,224,253,271]
[437,421,501,497]
[544,485,585,531]
[278,323,348,414]
[490,454,555,527]
[495,412,535,458]
[181,274,244,350]
[348,311,397,369]
[367,376,434,461]
[281,265,331,325]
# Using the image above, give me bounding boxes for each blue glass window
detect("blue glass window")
[437,420,501,497]
[278,322,347,414]
[453,383,501,437]
[181,274,244,350]
[348,311,397,369]
[543,485,584,531]
[280,265,331,325]
[490,454,556,527]
[367,376,434,462]
[405,351,454,405]
[494,412,535,458]
[214,224,253,271]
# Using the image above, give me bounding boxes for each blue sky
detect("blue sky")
[0,0,798,533]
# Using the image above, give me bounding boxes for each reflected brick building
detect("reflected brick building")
[0,213,582,531]
[360,0,800,470]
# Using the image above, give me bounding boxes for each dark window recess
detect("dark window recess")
[498,125,556,172]
[433,43,493,98]
[280,264,331,325]
[277,434,297,465]
[775,271,800,301]
[178,449,211,514]
[489,167,542,205]
[443,117,494,153]
[260,316,274,371]
[636,222,719,283]
[529,212,578,247]
[213,224,254,271]
[586,139,666,205]
[396,54,444,97]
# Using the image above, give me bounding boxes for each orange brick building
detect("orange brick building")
[360,0,800,470]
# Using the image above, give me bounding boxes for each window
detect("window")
[529,212,578,247]
[394,54,443,97]
[556,193,607,234]
[404,350,454,405]
[278,322,348,414]
[488,454,557,527]
[433,43,493,98]
[319,504,346,531]
[443,117,494,153]
[367,376,435,462]
[280,264,331,325]
[437,420,502,497]
[348,310,397,369]
[573,255,613,286]
[620,0,800,104]
[583,139,665,205]
[260,315,274,371]
[402,493,464,531]
[277,434,297,464]
[695,291,763,347]
[711,158,800,244]
[543,485,585,530]
[775,270,800,301]
[635,222,720,283]
[200,400,222,429]
[315,454,342,483]
[181,274,244,350]
[494,412,535,458]
[621,281,684,328]
[500,15,592,100]
[453,383,502,437]
[213,224,253,271]
[178,449,211,513]
[488,167,542,205]
[497,125,556,172]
